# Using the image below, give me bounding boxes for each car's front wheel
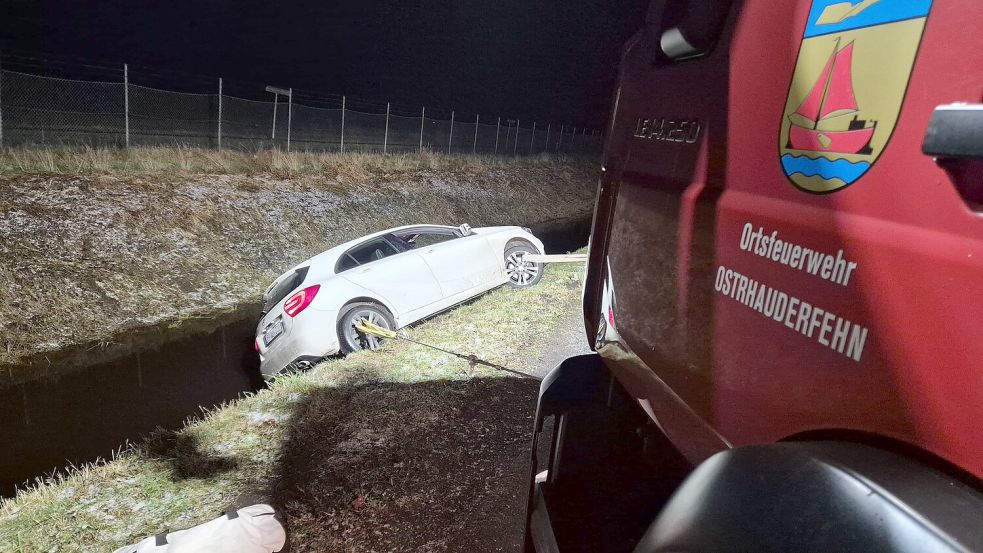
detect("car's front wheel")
[337,302,395,353]
[505,242,544,288]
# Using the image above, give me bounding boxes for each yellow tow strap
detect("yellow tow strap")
[354,320,399,340]
[353,319,541,381]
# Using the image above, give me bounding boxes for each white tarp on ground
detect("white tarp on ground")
[112,504,286,553]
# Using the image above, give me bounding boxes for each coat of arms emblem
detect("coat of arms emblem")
[780,0,934,193]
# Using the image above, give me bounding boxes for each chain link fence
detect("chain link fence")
[0,62,604,156]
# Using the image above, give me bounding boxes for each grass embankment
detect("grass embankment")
[0,147,583,179]
[0,148,596,379]
[0,258,586,552]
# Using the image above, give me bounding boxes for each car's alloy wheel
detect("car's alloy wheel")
[338,303,395,353]
[505,243,544,288]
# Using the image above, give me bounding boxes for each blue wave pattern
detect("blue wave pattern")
[781,154,870,184]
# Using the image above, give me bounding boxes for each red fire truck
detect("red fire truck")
[524,1,983,551]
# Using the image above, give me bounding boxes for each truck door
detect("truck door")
[590,0,983,478]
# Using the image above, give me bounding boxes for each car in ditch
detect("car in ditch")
[255,224,545,378]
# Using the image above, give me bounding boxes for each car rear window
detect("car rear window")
[264,266,309,313]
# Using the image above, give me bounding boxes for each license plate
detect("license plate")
[263,321,284,346]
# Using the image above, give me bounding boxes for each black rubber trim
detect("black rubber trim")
[634,442,983,552]
[154,532,168,546]
[535,354,610,421]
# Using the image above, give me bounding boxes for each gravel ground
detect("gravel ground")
[533,304,593,378]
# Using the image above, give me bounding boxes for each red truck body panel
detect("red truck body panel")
[590,0,983,479]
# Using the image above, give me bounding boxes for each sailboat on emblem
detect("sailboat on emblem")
[787,39,876,155]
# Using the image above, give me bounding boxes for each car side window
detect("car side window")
[336,238,399,273]
[336,253,360,273]
[387,234,415,253]
[398,230,459,249]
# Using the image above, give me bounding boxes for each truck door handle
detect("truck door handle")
[923,103,983,160]
[923,104,983,209]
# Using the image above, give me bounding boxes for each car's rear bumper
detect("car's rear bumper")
[258,308,340,377]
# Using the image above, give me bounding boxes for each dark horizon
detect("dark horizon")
[0,0,648,127]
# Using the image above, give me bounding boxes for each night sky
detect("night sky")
[1,0,648,127]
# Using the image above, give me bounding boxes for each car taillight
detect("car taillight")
[283,284,320,317]
[255,339,260,352]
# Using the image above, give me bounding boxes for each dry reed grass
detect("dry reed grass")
[0,146,585,180]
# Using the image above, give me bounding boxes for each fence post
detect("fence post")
[473,113,479,154]
[545,124,550,153]
[513,120,519,156]
[504,120,511,154]
[340,96,346,153]
[217,78,223,150]
[530,122,536,155]
[384,102,390,154]
[123,63,130,148]
[0,51,4,149]
[495,117,501,154]
[420,106,425,153]
[271,94,278,141]
[448,110,455,154]
[286,88,292,152]
[558,125,564,153]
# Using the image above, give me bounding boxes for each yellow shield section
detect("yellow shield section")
[780,3,931,193]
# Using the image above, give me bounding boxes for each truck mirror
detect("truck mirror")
[649,0,733,62]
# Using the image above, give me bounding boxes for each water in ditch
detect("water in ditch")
[0,217,592,497]
[0,319,263,497]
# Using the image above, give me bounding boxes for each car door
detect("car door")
[337,236,443,316]
[410,230,501,297]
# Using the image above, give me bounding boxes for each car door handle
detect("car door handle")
[426,249,436,254]
[359,267,372,273]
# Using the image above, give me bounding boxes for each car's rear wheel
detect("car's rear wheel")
[338,302,395,354]
[505,242,544,288]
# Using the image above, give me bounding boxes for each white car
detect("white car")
[255,224,546,378]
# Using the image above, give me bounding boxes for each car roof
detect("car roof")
[327,224,459,256]
[283,224,461,281]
